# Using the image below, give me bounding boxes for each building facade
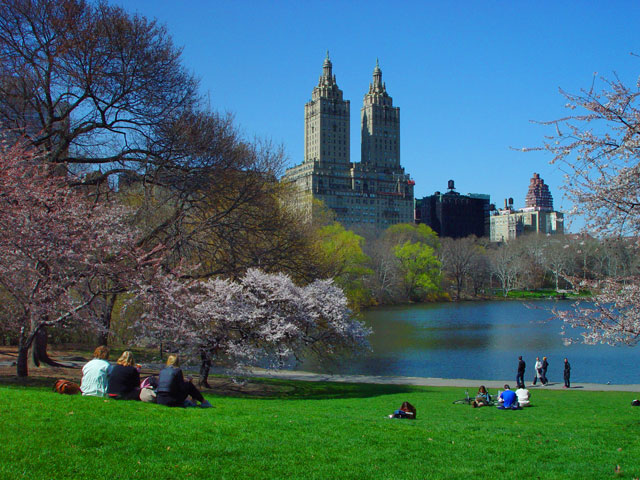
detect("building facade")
[490,173,564,242]
[283,54,414,228]
[415,180,489,238]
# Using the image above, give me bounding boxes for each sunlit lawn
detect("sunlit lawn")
[1,379,638,479]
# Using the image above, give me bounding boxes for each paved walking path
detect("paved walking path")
[245,368,640,392]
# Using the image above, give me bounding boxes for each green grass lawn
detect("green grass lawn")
[505,289,590,299]
[1,379,639,479]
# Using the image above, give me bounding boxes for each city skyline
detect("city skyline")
[111,0,640,231]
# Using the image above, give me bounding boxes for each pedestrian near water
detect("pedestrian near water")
[541,356,549,385]
[563,358,571,388]
[532,356,542,385]
[516,356,526,388]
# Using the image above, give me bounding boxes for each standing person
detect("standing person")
[563,358,571,388]
[541,356,549,385]
[107,351,141,400]
[80,346,112,397]
[532,357,542,385]
[516,356,526,388]
[156,354,212,408]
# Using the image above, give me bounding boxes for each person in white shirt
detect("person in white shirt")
[80,345,112,397]
[532,357,543,385]
[515,386,531,407]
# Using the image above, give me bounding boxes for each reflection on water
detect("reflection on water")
[300,301,640,384]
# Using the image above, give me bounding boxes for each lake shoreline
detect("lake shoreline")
[247,368,640,392]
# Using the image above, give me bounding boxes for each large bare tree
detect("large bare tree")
[0,0,317,365]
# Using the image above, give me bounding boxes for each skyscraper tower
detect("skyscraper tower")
[361,59,400,169]
[525,173,554,211]
[304,52,350,166]
[283,53,414,228]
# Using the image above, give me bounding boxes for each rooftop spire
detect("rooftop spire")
[318,51,336,88]
[372,58,383,91]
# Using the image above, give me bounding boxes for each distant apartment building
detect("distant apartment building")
[490,173,564,242]
[415,180,490,238]
[282,54,414,228]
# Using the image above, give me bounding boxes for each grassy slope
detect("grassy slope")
[1,380,639,480]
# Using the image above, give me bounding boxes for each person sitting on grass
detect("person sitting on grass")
[80,345,112,397]
[472,385,491,408]
[156,354,212,408]
[515,385,531,407]
[107,351,141,400]
[388,401,417,419]
[497,384,519,410]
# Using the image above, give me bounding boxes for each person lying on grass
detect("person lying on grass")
[497,384,520,410]
[156,354,212,408]
[388,401,416,419]
[107,351,141,401]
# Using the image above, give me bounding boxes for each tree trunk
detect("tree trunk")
[17,327,29,377]
[199,350,212,389]
[32,327,70,368]
[97,294,117,346]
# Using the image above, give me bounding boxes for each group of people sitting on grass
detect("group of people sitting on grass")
[80,346,211,408]
[472,384,531,409]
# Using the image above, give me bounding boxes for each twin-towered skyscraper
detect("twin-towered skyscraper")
[284,53,414,227]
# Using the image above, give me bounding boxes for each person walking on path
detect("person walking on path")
[516,356,526,388]
[532,357,542,385]
[541,356,549,385]
[563,358,571,388]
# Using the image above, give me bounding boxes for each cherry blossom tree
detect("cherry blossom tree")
[137,269,371,385]
[0,139,166,376]
[534,64,640,344]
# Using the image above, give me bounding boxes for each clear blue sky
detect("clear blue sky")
[113,1,640,232]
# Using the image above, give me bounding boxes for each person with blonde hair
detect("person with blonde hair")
[80,346,112,397]
[107,350,141,400]
[156,354,211,408]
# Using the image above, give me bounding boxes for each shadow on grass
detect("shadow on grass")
[0,375,425,400]
[206,376,426,400]
[0,374,426,401]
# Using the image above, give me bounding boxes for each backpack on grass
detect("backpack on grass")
[54,379,80,395]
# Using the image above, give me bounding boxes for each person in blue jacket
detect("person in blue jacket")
[497,384,519,409]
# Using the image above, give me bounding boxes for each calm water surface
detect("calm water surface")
[300,301,640,384]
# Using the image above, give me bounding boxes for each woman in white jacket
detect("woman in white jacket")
[532,357,542,385]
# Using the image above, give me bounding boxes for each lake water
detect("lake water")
[300,300,640,385]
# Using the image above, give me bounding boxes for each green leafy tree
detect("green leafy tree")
[394,241,441,301]
[385,223,440,250]
[315,223,373,307]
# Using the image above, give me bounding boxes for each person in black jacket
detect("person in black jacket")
[563,358,571,388]
[107,351,141,400]
[516,356,526,388]
[541,356,549,385]
[156,354,211,408]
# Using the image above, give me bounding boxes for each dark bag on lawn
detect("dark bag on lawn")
[54,379,81,395]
